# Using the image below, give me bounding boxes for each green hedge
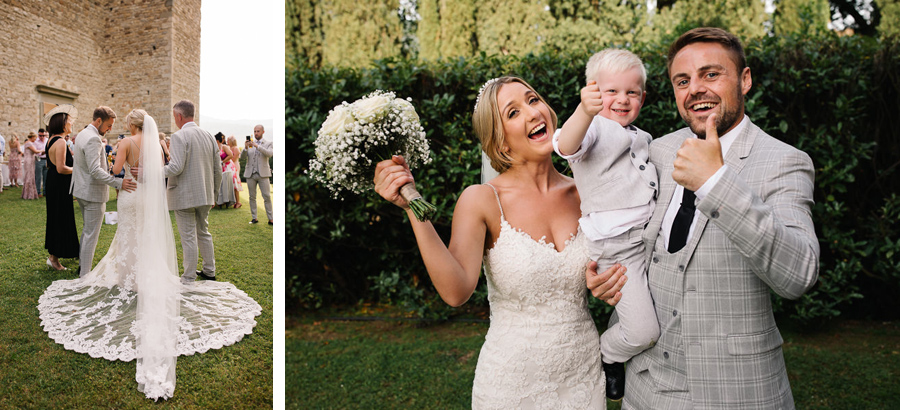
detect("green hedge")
[287,33,900,324]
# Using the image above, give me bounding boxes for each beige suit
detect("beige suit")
[164,122,223,281]
[71,124,123,276]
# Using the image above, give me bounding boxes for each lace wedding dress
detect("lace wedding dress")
[37,114,262,401]
[472,184,606,409]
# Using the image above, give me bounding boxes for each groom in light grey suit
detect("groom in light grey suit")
[162,100,222,283]
[589,28,819,409]
[71,107,137,277]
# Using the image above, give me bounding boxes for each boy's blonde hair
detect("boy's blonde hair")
[585,49,647,91]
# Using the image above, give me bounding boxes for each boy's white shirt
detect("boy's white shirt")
[552,119,654,241]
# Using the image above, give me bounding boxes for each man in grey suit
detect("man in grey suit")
[71,107,137,277]
[588,27,819,409]
[163,100,223,283]
[241,124,273,225]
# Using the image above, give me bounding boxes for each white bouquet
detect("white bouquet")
[309,90,437,221]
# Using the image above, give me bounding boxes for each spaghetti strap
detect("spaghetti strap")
[484,183,504,220]
[127,138,141,167]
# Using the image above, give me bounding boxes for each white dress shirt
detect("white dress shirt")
[660,114,747,250]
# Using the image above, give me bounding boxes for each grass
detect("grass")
[0,184,273,409]
[287,308,900,409]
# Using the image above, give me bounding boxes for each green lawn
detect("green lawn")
[288,309,900,409]
[0,184,273,409]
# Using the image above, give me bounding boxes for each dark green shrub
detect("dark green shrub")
[287,35,900,325]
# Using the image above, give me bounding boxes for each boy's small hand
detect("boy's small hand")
[580,80,604,117]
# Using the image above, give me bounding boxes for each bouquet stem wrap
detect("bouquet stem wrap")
[400,182,436,222]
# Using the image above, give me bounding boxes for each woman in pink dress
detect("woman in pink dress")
[227,135,243,208]
[21,131,41,199]
[7,133,22,187]
[215,132,236,208]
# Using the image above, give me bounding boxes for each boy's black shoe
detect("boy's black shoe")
[603,361,625,401]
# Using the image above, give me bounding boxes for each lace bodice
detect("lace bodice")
[471,185,605,409]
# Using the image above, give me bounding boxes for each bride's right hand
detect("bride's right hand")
[374,155,414,210]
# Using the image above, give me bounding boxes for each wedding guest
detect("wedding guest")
[35,128,49,197]
[159,131,171,164]
[44,105,80,271]
[0,131,5,193]
[22,132,41,200]
[241,125,273,224]
[227,135,243,208]
[102,137,113,159]
[215,132,236,208]
[8,133,22,187]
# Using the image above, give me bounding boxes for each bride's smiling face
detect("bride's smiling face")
[496,82,555,162]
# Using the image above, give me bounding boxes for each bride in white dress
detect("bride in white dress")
[374,77,626,409]
[37,109,261,400]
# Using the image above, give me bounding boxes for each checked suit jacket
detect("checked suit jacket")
[163,122,222,211]
[624,119,820,410]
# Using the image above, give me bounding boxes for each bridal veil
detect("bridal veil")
[133,114,180,399]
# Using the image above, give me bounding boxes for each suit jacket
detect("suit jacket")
[628,119,819,409]
[240,137,273,178]
[163,123,223,210]
[568,115,657,215]
[70,125,122,202]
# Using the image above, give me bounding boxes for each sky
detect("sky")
[199,0,279,121]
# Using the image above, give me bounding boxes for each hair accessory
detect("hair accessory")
[43,104,78,125]
[474,78,501,114]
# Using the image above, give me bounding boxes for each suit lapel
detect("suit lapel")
[645,132,690,254]
[682,119,757,258]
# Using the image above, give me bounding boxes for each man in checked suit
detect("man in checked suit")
[71,106,137,277]
[587,27,819,409]
[164,100,223,283]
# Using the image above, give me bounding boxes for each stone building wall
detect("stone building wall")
[0,0,201,148]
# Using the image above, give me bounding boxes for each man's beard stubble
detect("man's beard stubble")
[684,86,744,140]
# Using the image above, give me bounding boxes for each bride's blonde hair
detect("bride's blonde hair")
[124,109,148,131]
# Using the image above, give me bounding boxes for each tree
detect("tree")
[774,0,832,36]
[418,0,477,60]
[829,0,881,36]
[286,0,323,67]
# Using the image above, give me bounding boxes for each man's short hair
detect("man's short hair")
[38,128,46,133]
[667,27,747,74]
[173,100,195,118]
[93,106,117,122]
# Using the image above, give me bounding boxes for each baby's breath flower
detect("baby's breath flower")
[309,90,436,221]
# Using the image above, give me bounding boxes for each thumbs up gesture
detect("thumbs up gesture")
[672,113,725,191]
